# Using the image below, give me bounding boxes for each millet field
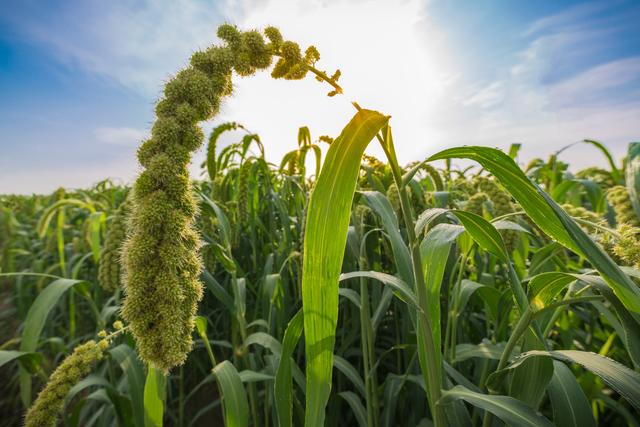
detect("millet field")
[1,25,640,427]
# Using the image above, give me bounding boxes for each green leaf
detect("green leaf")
[360,191,413,285]
[199,194,232,249]
[339,271,421,312]
[451,210,530,315]
[414,208,448,237]
[88,211,105,263]
[243,332,282,357]
[0,350,42,373]
[110,344,146,427]
[333,355,365,396]
[239,370,274,383]
[453,341,507,364]
[418,223,460,407]
[457,279,487,315]
[626,142,640,219]
[508,143,521,159]
[496,350,640,412]
[540,190,640,313]
[301,109,388,426]
[582,139,621,183]
[451,210,508,262]
[528,272,577,308]
[339,391,368,427]
[338,288,362,309]
[587,278,640,368]
[194,315,208,337]
[428,146,640,313]
[19,278,86,407]
[213,361,249,427]
[275,309,304,427]
[438,385,553,427]
[36,199,89,237]
[508,332,554,408]
[144,367,166,427]
[65,374,112,406]
[547,361,596,427]
[201,271,234,314]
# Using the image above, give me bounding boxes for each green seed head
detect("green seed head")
[465,192,489,217]
[287,151,299,176]
[474,177,518,251]
[122,25,317,372]
[561,204,602,225]
[237,161,252,225]
[420,163,443,191]
[24,340,105,427]
[606,185,639,227]
[98,199,129,292]
[612,224,640,268]
[386,183,401,214]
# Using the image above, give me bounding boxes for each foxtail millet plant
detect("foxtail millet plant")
[612,223,640,268]
[474,176,518,250]
[465,192,489,216]
[24,339,109,427]
[98,198,129,291]
[206,122,242,181]
[607,185,640,226]
[122,24,330,371]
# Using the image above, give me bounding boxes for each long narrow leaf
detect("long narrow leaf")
[213,361,249,427]
[275,309,304,427]
[301,109,388,426]
[547,360,596,427]
[438,385,553,427]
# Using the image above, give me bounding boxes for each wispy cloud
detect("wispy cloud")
[524,1,611,36]
[432,0,640,166]
[549,56,640,107]
[95,127,148,146]
[1,0,225,95]
[461,82,505,109]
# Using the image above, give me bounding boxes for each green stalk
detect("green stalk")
[447,254,467,363]
[359,253,379,427]
[380,128,445,427]
[482,307,533,427]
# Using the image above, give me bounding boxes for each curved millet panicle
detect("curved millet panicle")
[24,340,107,427]
[121,24,320,371]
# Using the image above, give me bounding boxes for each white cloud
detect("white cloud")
[549,56,640,107]
[5,0,225,95]
[462,82,505,109]
[95,127,148,146]
[524,1,610,37]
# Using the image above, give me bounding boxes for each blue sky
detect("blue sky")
[1,0,639,193]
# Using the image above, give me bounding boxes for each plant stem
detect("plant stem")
[482,307,533,427]
[381,128,445,427]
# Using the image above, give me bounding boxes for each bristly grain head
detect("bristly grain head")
[607,185,640,227]
[122,25,319,372]
[98,198,130,292]
[25,340,107,427]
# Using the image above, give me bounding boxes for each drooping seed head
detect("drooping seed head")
[24,340,105,427]
[122,25,321,372]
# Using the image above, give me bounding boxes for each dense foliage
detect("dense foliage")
[2,24,640,427]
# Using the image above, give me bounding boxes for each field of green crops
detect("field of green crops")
[2,25,640,427]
